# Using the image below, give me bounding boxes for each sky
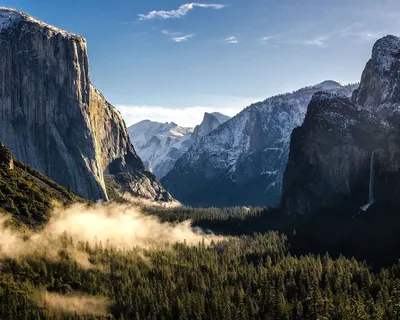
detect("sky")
[3,0,400,127]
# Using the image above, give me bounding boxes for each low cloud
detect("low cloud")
[34,291,110,317]
[225,36,238,44]
[0,200,222,267]
[139,3,226,20]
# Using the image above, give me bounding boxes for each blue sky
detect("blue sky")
[3,0,400,126]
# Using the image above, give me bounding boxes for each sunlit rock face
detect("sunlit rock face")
[0,8,172,202]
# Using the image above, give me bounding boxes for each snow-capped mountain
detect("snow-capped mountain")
[128,121,193,179]
[162,81,358,207]
[129,112,230,179]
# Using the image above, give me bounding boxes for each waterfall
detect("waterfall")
[368,151,375,205]
[361,151,376,211]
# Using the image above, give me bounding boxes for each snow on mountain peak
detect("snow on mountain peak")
[0,7,81,39]
[313,80,343,91]
[372,35,400,73]
[0,7,19,30]
[210,112,231,124]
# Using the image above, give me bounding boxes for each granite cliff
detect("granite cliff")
[282,36,400,214]
[0,8,172,202]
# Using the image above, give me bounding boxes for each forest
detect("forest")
[1,203,400,319]
[2,155,400,319]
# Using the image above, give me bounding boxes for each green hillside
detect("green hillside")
[0,142,81,227]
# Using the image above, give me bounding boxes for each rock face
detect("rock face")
[353,35,400,108]
[0,141,13,170]
[0,8,172,202]
[281,35,400,214]
[162,82,357,207]
[128,112,230,179]
[281,93,393,214]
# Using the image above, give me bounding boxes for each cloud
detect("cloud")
[34,291,110,317]
[300,35,329,47]
[116,105,245,127]
[225,36,238,44]
[138,3,226,20]
[261,35,279,43]
[288,24,386,47]
[0,199,221,264]
[161,30,194,43]
[173,34,194,42]
[339,30,386,42]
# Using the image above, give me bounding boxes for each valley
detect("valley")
[0,4,400,320]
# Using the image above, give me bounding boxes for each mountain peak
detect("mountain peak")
[313,80,343,91]
[192,112,231,139]
[201,112,231,124]
[354,35,400,107]
[372,35,400,73]
[210,112,231,124]
[0,7,81,39]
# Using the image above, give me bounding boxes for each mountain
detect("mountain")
[281,35,400,215]
[0,8,172,202]
[161,81,357,207]
[281,92,392,214]
[128,112,230,179]
[128,121,193,179]
[191,112,231,142]
[0,141,80,227]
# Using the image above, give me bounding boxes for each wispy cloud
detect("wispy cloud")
[225,36,238,44]
[261,35,279,43]
[138,3,226,20]
[288,24,386,47]
[173,34,194,42]
[161,30,194,43]
[339,30,386,42]
[300,35,329,47]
